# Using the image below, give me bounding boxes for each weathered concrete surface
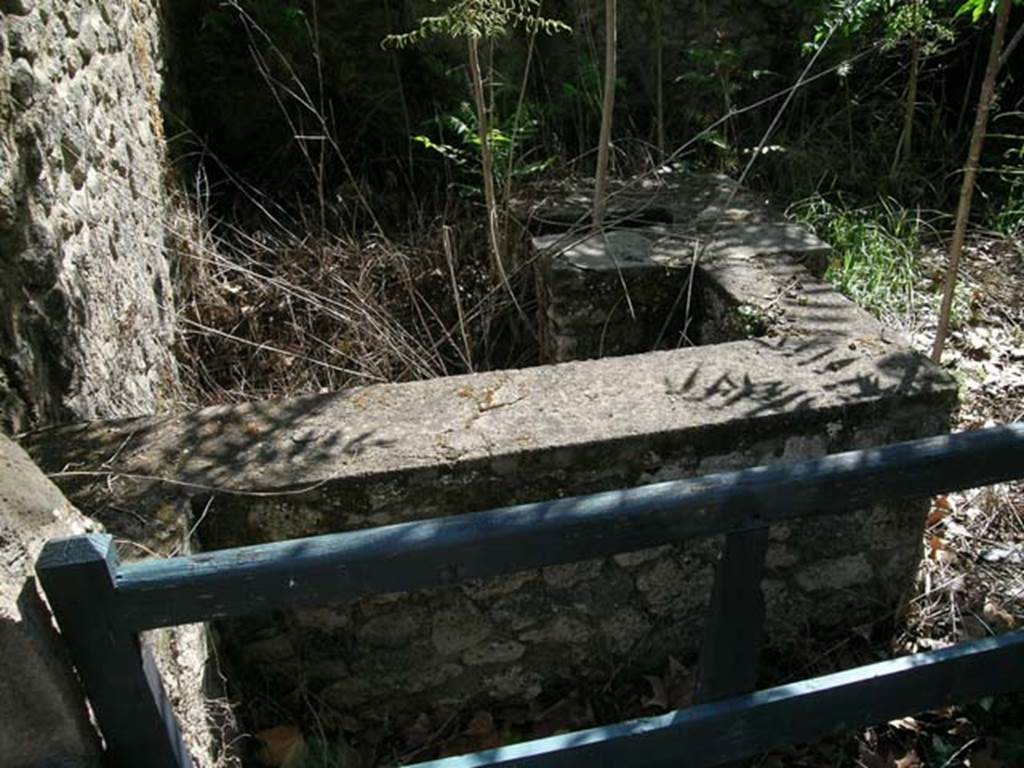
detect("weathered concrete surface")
[24,319,958,741]
[0,0,177,432]
[25,335,953,516]
[0,434,232,768]
[0,434,101,767]
[532,175,834,361]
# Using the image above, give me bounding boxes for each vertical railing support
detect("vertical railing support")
[36,534,193,768]
[695,527,771,703]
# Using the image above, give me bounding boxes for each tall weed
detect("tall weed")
[789,195,930,324]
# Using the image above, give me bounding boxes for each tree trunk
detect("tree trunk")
[892,29,920,174]
[467,36,506,284]
[593,0,617,227]
[931,0,1013,363]
[383,0,414,183]
[1000,19,1024,69]
[655,0,665,161]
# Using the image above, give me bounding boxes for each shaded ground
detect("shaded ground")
[749,235,1024,768]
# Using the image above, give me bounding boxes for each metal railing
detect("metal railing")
[36,425,1024,768]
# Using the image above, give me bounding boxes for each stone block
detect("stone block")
[533,175,834,363]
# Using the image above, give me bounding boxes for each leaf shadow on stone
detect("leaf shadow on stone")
[20,390,396,548]
[664,334,952,422]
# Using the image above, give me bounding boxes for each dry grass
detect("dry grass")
[167,185,541,408]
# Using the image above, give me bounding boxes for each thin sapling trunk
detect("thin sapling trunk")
[931,0,1013,362]
[467,36,507,285]
[892,28,921,174]
[593,0,617,227]
[655,0,665,161]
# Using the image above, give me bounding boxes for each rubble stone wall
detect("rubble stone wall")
[1,0,177,433]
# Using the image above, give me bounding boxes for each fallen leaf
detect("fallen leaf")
[927,507,948,527]
[895,750,922,768]
[982,545,1024,564]
[528,698,573,739]
[255,725,306,768]
[438,731,504,759]
[889,716,923,732]
[946,521,971,538]
[915,637,953,651]
[433,710,504,757]
[936,548,958,566]
[983,598,1017,630]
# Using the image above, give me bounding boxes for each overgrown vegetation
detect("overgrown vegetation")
[165,1,1020,401]
[383,0,569,286]
[790,195,931,324]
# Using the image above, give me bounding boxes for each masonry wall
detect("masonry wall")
[25,332,958,758]
[0,0,177,433]
[533,175,832,362]
[20,168,961,762]
[208,360,952,745]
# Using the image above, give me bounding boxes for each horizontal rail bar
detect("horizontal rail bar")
[113,424,1024,631]
[411,628,1024,768]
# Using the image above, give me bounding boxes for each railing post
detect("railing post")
[695,527,770,703]
[36,534,193,768]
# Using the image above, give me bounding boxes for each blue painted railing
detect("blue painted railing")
[36,425,1024,768]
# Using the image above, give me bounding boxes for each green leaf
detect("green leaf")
[956,0,990,21]
[413,135,464,162]
[700,130,729,150]
[511,157,556,177]
[383,0,570,47]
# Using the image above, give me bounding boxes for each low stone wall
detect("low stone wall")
[26,320,957,752]
[533,175,832,361]
[22,175,957,759]
[0,0,177,432]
